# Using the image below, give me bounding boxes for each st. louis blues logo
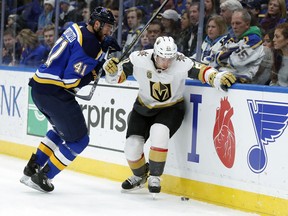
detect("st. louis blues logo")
[247,100,288,173]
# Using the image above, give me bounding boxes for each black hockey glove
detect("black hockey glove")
[102,36,122,53]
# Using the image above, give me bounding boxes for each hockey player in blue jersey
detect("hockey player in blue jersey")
[20,7,121,192]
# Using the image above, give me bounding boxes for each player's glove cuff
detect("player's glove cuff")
[213,71,236,92]
[200,67,236,92]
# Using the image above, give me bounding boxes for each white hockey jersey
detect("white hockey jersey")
[121,49,195,108]
[104,49,234,111]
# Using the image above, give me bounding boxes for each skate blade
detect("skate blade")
[20,175,30,185]
[151,193,158,200]
[20,176,47,193]
[121,184,145,193]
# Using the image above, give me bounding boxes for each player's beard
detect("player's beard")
[94,28,105,42]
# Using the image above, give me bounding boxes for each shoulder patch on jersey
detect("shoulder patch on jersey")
[243,34,262,49]
[147,70,152,79]
[176,53,186,62]
[137,50,149,56]
[64,27,77,42]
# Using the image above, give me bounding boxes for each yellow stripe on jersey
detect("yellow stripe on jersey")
[38,142,53,157]
[50,154,67,171]
[73,23,82,46]
[72,23,102,60]
[32,74,81,89]
[137,96,184,109]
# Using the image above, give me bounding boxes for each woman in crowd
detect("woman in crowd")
[205,0,217,18]
[17,28,48,67]
[260,0,286,33]
[192,15,228,64]
[252,29,275,85]
[270,22,288,86]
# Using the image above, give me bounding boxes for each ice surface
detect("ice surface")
[0,154,258,216]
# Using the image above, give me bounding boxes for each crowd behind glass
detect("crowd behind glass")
[1,0,288,86]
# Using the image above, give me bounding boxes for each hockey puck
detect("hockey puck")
[181,197,189,201]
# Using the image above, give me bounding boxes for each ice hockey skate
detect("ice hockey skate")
[20,153,39,186]
[121,174,148,192]
[148,176,161,199]
[121,163,149,192]
[29,164,54,192]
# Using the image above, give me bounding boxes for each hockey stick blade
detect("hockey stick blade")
[64,75,100,101]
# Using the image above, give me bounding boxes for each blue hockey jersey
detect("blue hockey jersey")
[32,23,103,89]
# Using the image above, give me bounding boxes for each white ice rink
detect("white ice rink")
[0,154,259,216]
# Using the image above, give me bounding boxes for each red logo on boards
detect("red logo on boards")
[213,97,235,168]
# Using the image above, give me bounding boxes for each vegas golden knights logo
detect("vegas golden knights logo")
[150,81,171,102]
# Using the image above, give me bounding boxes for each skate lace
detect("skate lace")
[46,178,53,187]
[127,175,143,186]
[42,175,53,187]
[148,176,161,187]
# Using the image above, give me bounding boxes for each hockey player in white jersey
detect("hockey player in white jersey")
[103,36,236,194]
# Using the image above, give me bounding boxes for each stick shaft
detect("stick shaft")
[119,0,169,62]
[72,0,169,100]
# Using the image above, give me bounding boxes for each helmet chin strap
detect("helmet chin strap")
[92,21,104,35]
[153,54,166,70]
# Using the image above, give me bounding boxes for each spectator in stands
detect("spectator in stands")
[37,0,55,43]
[160,9,181,39]
[246,0,262,24]
[160,0,177,11]
[2,29,21,65]
[185,0,193,10]
[205,0,217,18]
[43,24,56,53]
[81,6,90,24]
[176,10,191,55]
[212,9,264,83]
[139,30,150,50]
[145,19,164,49]
[59,0,83,28]
[174,0,187,14]
[122,7,144,54]
[110,3,119,25]
[260,0,287,33]
[220,0,243,39]
[252,29,275,85]
[20,0,42,32]
[192,15,228,64]
[17,29,48,67]
[186,2,208,56]
[5,14,24,33]
[263,29,274,48]
[270,22,288,86]
[109,2,120,37]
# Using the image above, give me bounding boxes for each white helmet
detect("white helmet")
[154,36,177,59]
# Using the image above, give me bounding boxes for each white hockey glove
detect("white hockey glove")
[103,57,120,83]
[202,67,236,92]
[211,71,236,92]
[103,57,119,75]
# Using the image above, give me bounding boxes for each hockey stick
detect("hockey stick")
[118,0,169,61]
[69,0,169,101]
[65,49,109,100]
